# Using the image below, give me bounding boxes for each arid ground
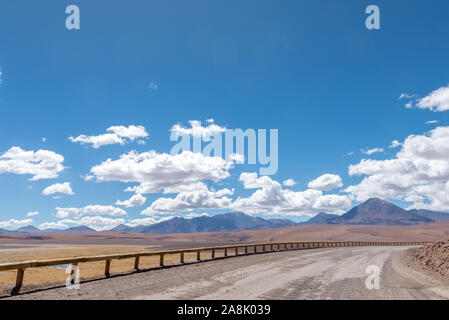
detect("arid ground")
[3,246,449,300]
[1,221,449,297]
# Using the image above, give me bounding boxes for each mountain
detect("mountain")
[16,225,41,233]
[328,198,433,225]
[301,213,340,224]
[2,225,97,235]
[0,228,22,235]
[51,225,96,234]
[112,212,297,234]
[408,209,449,221]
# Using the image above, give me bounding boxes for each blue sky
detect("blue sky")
[1,0,449,230]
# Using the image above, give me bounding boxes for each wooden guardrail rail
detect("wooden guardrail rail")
[0,241,427,293]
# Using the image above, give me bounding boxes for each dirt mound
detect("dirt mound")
[412,241,449,276]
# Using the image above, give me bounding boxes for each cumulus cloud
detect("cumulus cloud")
[38,221,69,230]
[426,120,439,124]
[115,194,147,207]
[345,126,449,210]
[170,120,226,141]
[142,182,233,215]
[55,205,126,219]
[0,147,65,180]
[125,216,175,227]
[401,84,449,112]
[239,172,277,189]
[361,147,384,155]
[91,150,232,194]
[83,205,126,216]
[282,179,296,187]
[0,219,33,229]
[232,173,351,216]
[42,182,74,196]
[55,207,80,219]
[39,216,125,231]
[26,211,39,217]
[307,174,343,191]
[69,125,149,148]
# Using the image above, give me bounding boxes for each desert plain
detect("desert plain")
[1,220,449,292]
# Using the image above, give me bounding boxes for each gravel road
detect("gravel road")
[3,246,449,300]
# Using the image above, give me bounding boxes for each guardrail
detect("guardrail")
[0,241,427,293]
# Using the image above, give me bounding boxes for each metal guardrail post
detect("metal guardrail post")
[134,256,140,270]
[160,253,165,267]
[105,259,111,277]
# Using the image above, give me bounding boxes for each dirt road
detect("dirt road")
[3,246,449,300]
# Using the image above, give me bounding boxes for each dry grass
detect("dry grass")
[0,244,239,286]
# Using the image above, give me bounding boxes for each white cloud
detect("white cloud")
[125,216,175,227]
[361,147,384,155]
[26,211,39,217]
[82,205,127,217]
[39,216,125,231]
[0,67,2,86]
[42,182,74,196]
[0,219,33,229]
[115,194,147,207]
[69,125,149,149]
[232,173,351,216]
[402,84,449,112]
[399,93,416,100]
[345,126,449,210]
[239,172,277,189]
[426,120,439,124]
[55,207,80,219]
[307,174,343,191]
[162,181,210,194]
[389,140,402,148]
[142,183,233,215]
[55,205,126,219]
[170,120,226,141]
[282,179,296,187]
[0,147,65,180]
[82,174,95,181]
[228,153,244,163]
[91,150,232,194]
[416,84,449,112]
[39,221,69,230]
[185,212,209,219]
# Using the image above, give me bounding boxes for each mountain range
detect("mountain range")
[111,212,297,234]
[0,225,96,235]
[2,198,449,235]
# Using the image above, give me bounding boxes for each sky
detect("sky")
[0,0,449,230]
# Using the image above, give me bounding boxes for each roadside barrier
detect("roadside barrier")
[0,240,427,293]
